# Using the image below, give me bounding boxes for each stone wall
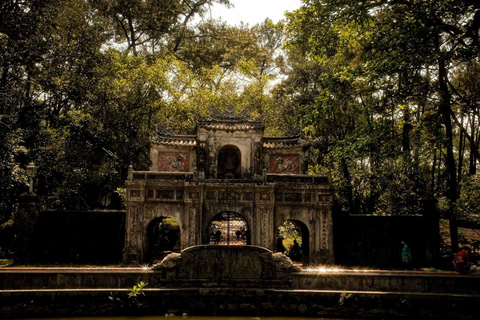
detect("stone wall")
[1,270,479,319]
[333,214,439,268]
[29,210,125,264]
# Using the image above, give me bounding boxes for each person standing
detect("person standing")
[401,240,412,269]
[276,235,286,253]
[215,229,222,245]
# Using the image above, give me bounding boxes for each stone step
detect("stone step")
[292,271,480,294]
[1,287,479,319]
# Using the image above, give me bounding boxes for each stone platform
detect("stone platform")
[1,246,479,319]
[1,267,479,319]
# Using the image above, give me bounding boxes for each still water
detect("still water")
[21,317,349,320]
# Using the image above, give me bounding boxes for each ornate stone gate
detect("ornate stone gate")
[123,112,334,264]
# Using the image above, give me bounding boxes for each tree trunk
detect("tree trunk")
[340,158,354,213]
[458,117,465,184]
[431,148,437,194]
[470,115,477,175]
[436,36,459,254]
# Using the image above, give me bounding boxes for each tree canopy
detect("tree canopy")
[2,0,480,254]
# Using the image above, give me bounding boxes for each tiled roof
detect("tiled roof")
[197,108,265,131]
[198,120,264,131]
[263,135,306,149]
[152,135,196,146]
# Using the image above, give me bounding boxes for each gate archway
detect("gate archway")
[146,217,180,263]
[277,220,309,263]
[207,212,249,245]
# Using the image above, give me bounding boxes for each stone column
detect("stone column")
[254,185,275,250]
[15,193,39,264]
[312,189,335,264]
[122,205,144,264]
[184,184,204,247]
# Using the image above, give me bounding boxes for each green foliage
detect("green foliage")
[457,174,480,222]
[128,281,148,298]
[277,221,302,248]
[2,0,480,258]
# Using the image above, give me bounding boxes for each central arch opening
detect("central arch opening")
[217,145,241,179]
[207,212,249,245]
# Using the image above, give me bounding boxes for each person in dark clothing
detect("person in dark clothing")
[276,236,286,253]
[289,239,302,261]
[215,230,222,244]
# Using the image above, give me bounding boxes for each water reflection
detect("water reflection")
[21,317,350,320]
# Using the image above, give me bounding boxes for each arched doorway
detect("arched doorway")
[207,212,249,245]
[217,145,241,179]
[276,220,309,263]
[147,217,180,263]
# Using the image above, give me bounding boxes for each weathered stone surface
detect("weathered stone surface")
[152,245,298,282]
[124,112,334,265]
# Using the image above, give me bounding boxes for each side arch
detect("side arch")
[276,219,310,263]
[145,217,181,263]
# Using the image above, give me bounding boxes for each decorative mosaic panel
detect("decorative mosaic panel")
[269,154,300,174]
[158,152,190,172]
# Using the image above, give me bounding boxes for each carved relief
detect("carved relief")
[304,193,311,202]
[130,190,141,198]
[158,152,190,172]
[260,208,268,247]
[176,190,184,200]
[244,192,254,201]
[206,191,216,200]
[128,206,142,248]
[147,190,154,198]
[208,139,217,177]
[275,192,283,201]
[219,190,240,201]
[321,210,328,249]
[189,207,196,246]
[285,193,302,202]
[156,190,175,199]
[269,154,300,174]
[189,192,199,199]
[254,142,262,175]
[198,143,206,170]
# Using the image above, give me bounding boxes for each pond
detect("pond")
[21,317,351,320]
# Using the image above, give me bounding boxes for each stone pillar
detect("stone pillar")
[254,185,275,250]
[15,193,39,264]
[123,205,144,264]
[312,189,335,265]
[184,184,203,247]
